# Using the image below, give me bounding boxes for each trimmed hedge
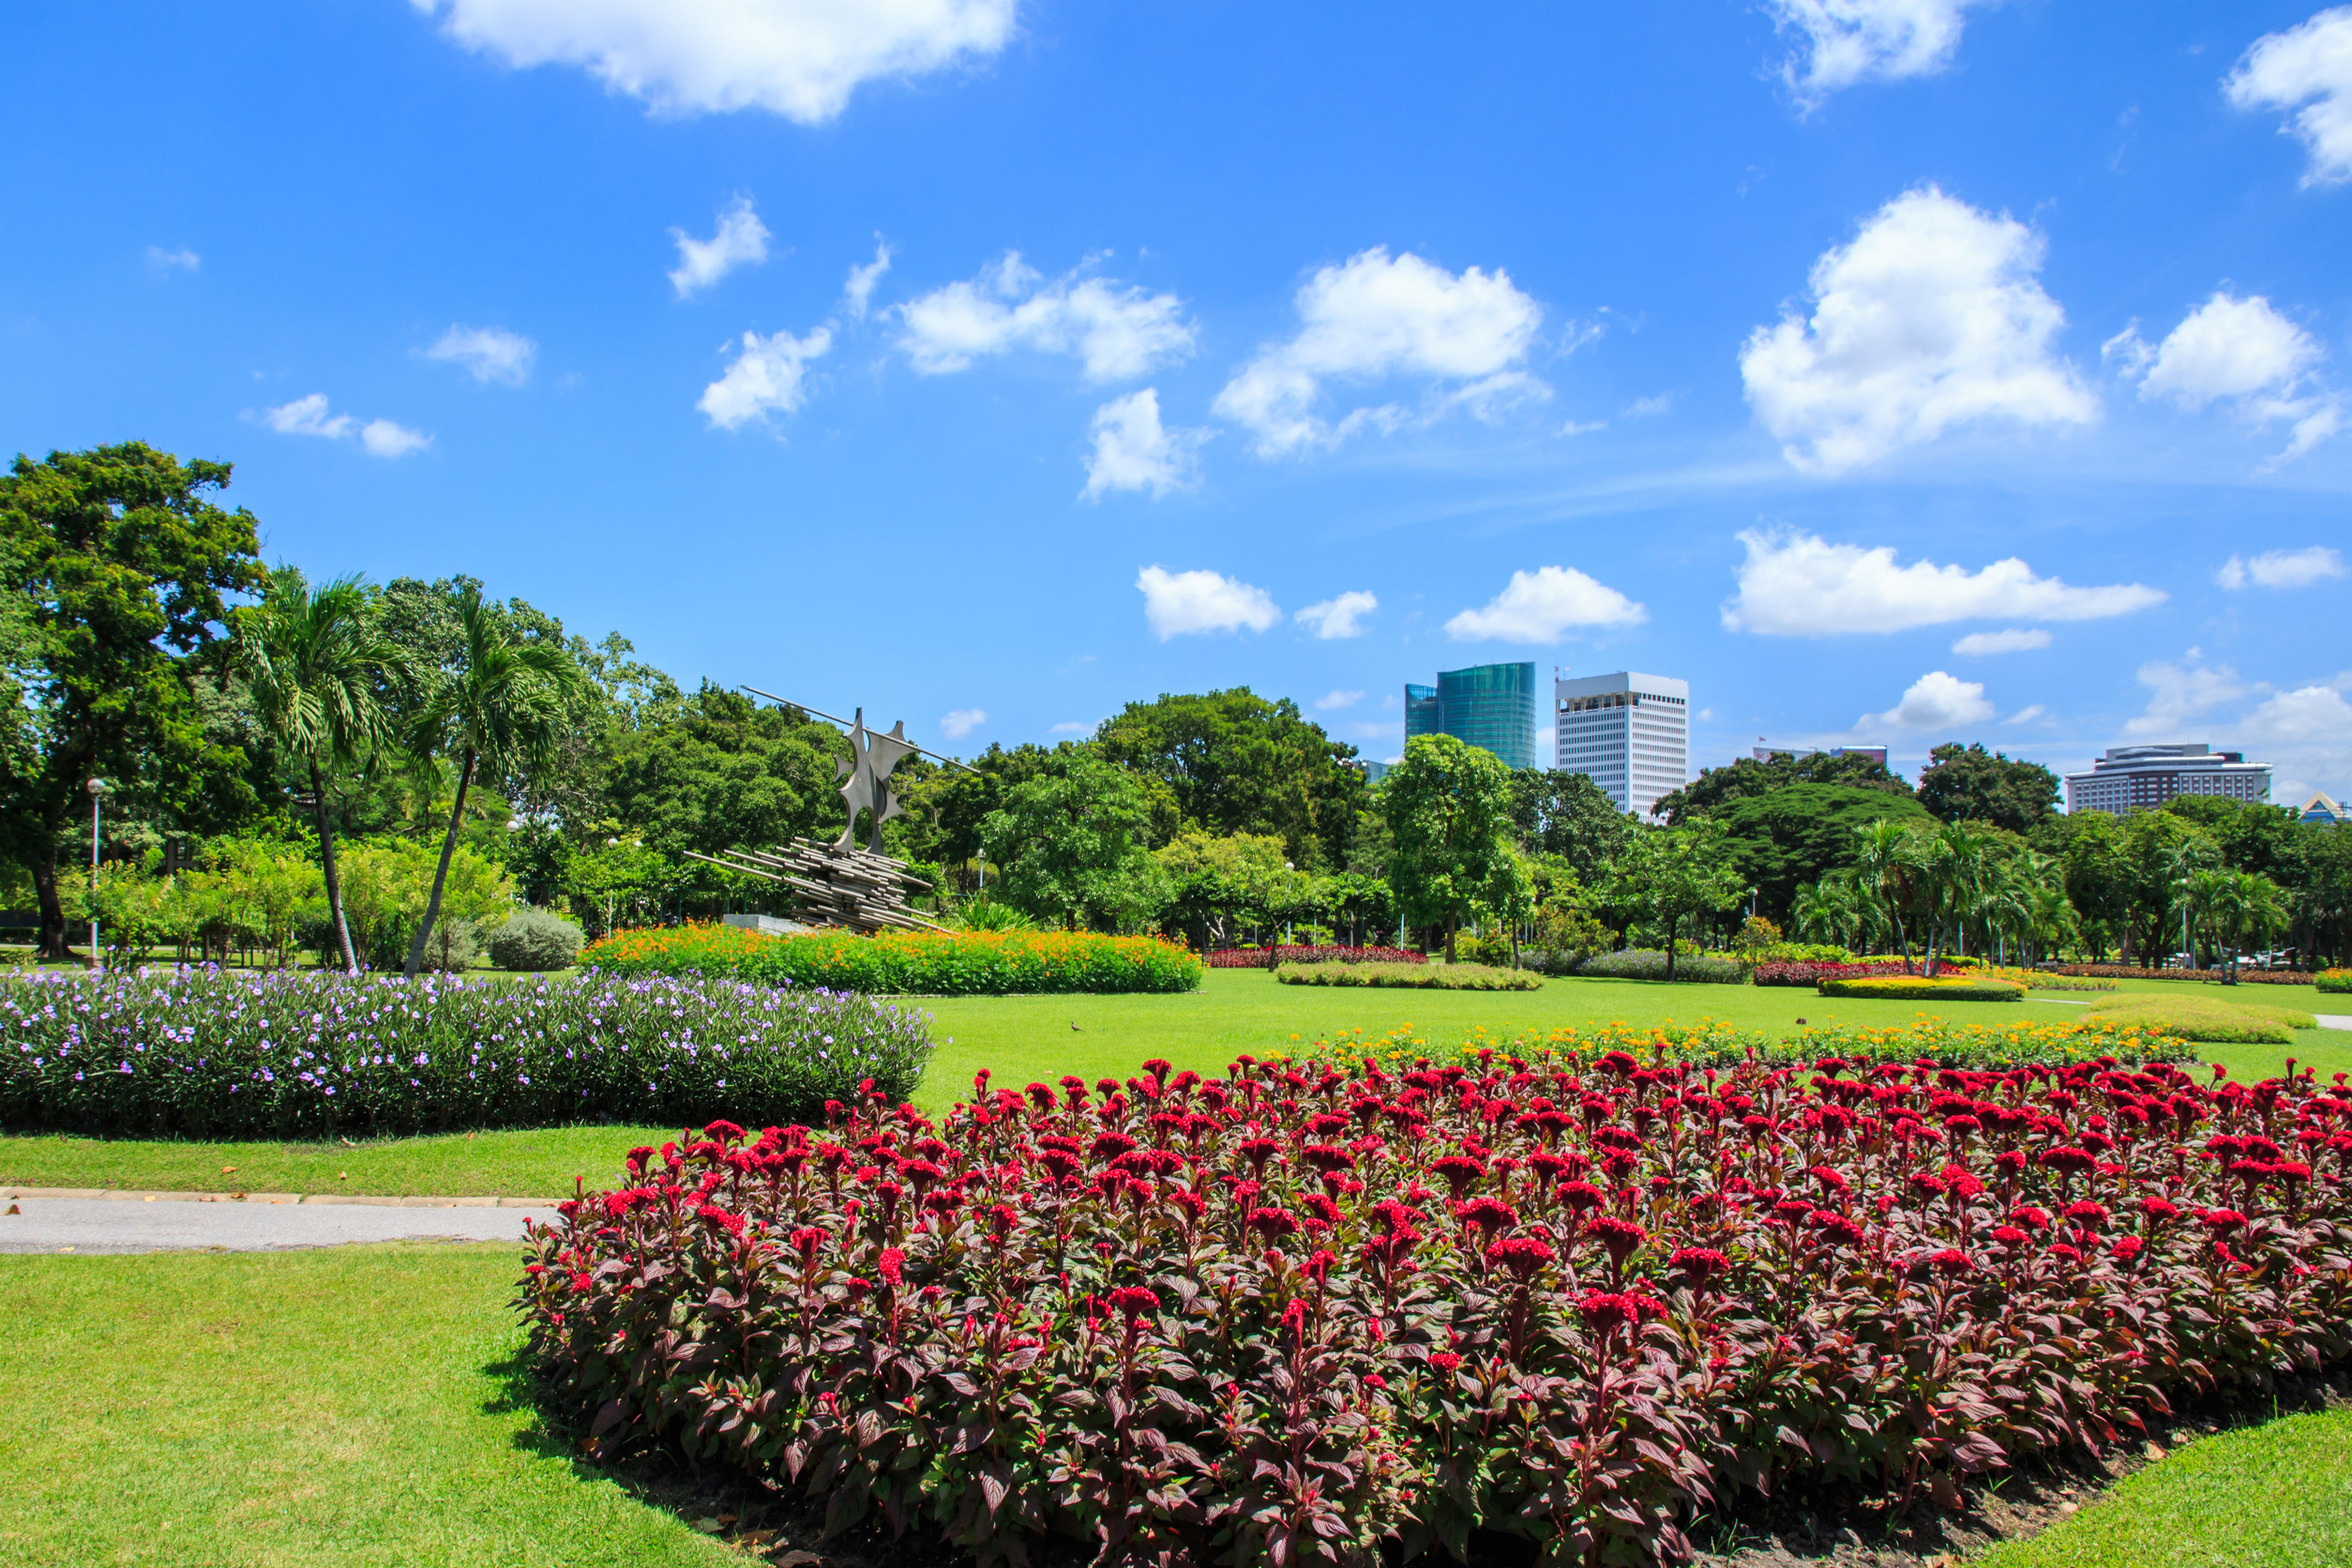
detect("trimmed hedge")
[2044,964,2314,985]
[0,967,932,1138]
[2318,970,2351,995]
[1817,975,2025,1002]
[580,922,1204,996]
[1570,949,1748,985]
[2086,994,2316,1046]
[1274,960,1540,990]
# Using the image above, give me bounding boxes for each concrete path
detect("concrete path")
[0,1189,560,1255]
[2318,1015,2352,1033]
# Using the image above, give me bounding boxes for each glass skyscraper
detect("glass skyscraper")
[1402,662,1537,771]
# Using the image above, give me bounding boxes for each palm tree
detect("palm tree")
[402,584,587,979]
[1851,818,1921,967]
[232,570,403,973]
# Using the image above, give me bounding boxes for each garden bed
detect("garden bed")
[1274,960,1540,990]
[1211,944,1426,969]
[522,1044,2349,1564]
[1817,974,2025,1002]
[2045,964,2315,986]
[2084,993,2319,1047]
[581,923,1204,996]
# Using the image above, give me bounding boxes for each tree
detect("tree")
[1094,688,1367,868]
[1705,783,1937,926]
[979,750,1168,932]
[601,686,850,865]
[1606,819,1745,979]
[1506,768,1636,885]
[1382,734,1516,961]
[1851,817,1923,965]
[1651,749,1909,824]
[1151,828,1290,949]
[230,569,406,971]
[1914,743,2060,835]
[402,584,588,977]
[0,444,266,959]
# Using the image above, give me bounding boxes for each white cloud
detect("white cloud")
[939,707,986,739]
[1081,389,1205,500]
[1049,720,1099,736]
[1135,565,1280,640]
[1214,248,1546,456]
[842,239,892,317]
[2226,7,2352,187]
[2123,659,2254,739]
[1314,689,1364,712]
[1444,565,1646,643]
[1294,591,1379,641]
[2005,703,2047,725]
[425,324,538,385]
[1952,627,2052,656]
[144,245,199,274]
[2219,546,2346,589]
[255,394,430,458]
[898,254,1194,382]
[2110,292,2342,465]
[1767,0,1992,104]
[1623,392,1674,418]
[670,196,770,297]
[1723,528,2164,636]
[1740,187,2096,475]
[698,324,833,429]
[410,0,1016,124]
[1860,670,1994,730]
[2240,680,2352,798]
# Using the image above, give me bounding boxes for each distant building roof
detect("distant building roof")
[2301,792,2344,824]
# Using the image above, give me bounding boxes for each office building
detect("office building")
[1402,662,1537,771]
[1751,744,1889,766]
[1554,670,1690,818]
[2064,744,2271,816]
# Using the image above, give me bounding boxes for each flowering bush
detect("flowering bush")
[2318,970,2351,995]
[1274,962,1541,991]
[581,923,1204,996]
[1817,975,2025,1003]
[1211,945,1428,969]
[2045,965,2315,986]
[1752,958,1913,988]
[0,967,931,1138]
[522,1046,2352,1566]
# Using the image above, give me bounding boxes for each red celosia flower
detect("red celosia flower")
[1455,1196,1518,1236]
[878,1247,906,1288]
[1485,1235,1556,1280]
[2140,1196,2180,1221]
[1927,1248,1973,1277]
[2198,1208,2248,1233]
[1576,1289,1656,1337]
[1427,1350,1463,1374]
[703,1120,746,1146]
[791,1226,827,1264]
[1247,1206,1301,1241]
[1430,1153,1487,1196]
[2009,1205,2052,1232]
[1990,1225,2030,1247]
[2111,1236,2145,1262]
[1586,1214,1648,1266]
[1809,1212,1866,1248]
[1668,1246,1731,1288]
[1558,1179,1606,1214]
[2064,1199,2109,1228]
[1107,1285,1159,1321]
[2039,1147,2096,1174]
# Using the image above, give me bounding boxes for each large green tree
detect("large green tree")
[1506,768,1636,885]
[1382,733,1516,960]
[1094,687,1366,868]
[1707,783,1937,926]
[1605,819,1746,979]
[1914,742,2060,834]
[1651,749,1909,824]
[601,686,850,864]
[979,750,1168,931]
[0,444,266,958]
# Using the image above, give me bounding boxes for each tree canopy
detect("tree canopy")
[1706,782,1937,926]
[1094,687,1365,869]
[1651,750,1909,824]
[1915,742,2059,834]
[1382,733,1516,959]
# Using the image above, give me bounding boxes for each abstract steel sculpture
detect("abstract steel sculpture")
[680,694,975,936]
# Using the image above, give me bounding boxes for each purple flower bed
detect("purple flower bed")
[0,967,931,1138]
[1208,944,1428,969]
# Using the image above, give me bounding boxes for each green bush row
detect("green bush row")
[1817,975,2024,1002]
[1274,961,1541,991]
[580,922,1204,995]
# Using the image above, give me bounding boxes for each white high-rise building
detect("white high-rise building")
[1554,670,1690,818]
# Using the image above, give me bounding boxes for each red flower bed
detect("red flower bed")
[1752,958,1915,988]
[2045,965,2314,986]
[1208,944,1428,969]
[522,1051,2352,1565]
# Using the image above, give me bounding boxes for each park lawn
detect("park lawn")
[0,1243,738,1568]
[1973,1406,2352,1568]
[3,970,2341,1200]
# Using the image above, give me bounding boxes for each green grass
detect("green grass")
[6,970,2344,1199]
[0,1243,737,1568]
[1974,1407,2352,1568]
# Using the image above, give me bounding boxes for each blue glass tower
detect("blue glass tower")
[1402,662,1536,771]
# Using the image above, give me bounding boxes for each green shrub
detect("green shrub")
[1453,930,1516,967]
[1817,975,2024,1002]
[1274,960,1540,990]
[1571,948,1748,985]
[488,908,584,972]
[2317,969,2352,995]
[955,899,1039,932]
[580,921,1202,995]
[2086,993,2315,1045]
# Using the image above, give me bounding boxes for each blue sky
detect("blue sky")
[6,1,2350,802]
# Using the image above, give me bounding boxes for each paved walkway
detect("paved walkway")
[2318,1015,2351,1033]
[0,1188,560,1255]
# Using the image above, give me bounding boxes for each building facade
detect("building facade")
[1402,662,1537,771]
[1554,670,1690,818]
[2299,792,2343,825]
[2063,744,2272,815]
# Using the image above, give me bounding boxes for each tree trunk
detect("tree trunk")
[32,857,77,964]
[404,748,475,980]
[311,761,360,974]
[1444,912,1458,963]
[1664,914,1679,981]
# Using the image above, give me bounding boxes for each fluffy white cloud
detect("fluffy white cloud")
[1740,187,2096,475]
[256,394,430,458]
[698,324,833,429]
[1444,566,1646,644]
[2226,8,2352,187]
[1135,565,1280,640]
[2219,546,2346,589]
[425,324,538,385]
[2123,659,2254,739]
[939,707,986,739]
[2240,680,2352,798]
[1723,528,2164,636]
[2005,703,2047,725]
[898,254,1193,382]
[1952,627,2052,656]
[1048,720,1099,736]
[669,196,770,296]
[1313,689,1364,712]
[842,239,892,317]
[1860,670,1994,730]
[2107,292,2342,465]
[1214,248,1546,457]
[144,245,199,273]
[410,0,1016,123]
[1081,389,1205,501]
[1294,591,1379,641]
[1767,0,1992,103]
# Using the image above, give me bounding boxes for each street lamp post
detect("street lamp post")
[85,777,108,969]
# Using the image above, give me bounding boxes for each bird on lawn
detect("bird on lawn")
[1071,1020,1082,1032]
